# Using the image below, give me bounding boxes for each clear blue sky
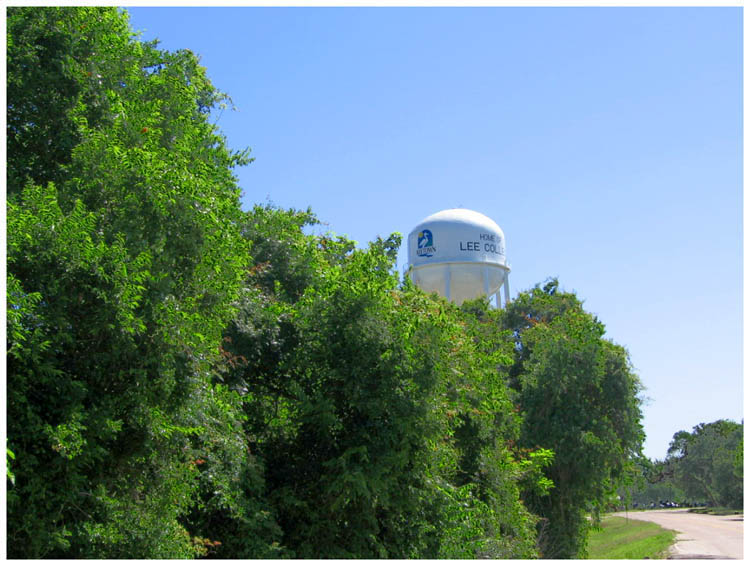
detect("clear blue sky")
[126,6,743,461]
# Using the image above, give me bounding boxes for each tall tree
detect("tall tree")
[500,280,645,558]
[7,7,258,557]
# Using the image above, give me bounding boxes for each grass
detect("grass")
[587,516,677,559]
[688,507,743,516]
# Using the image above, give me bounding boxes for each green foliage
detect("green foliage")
[7,7,254,558]
[733,438,743,480]
[500,279,645,558]
[667,420,743,508]
[6,445,16,486]
[216,210,542,558]
[625,421,742,512]
[8,7,92,193]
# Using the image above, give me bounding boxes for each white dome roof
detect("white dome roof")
[416,208,504,233]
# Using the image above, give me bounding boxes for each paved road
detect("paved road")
[614,509,743,559]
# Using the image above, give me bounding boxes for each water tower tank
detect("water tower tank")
[407,208,510,306]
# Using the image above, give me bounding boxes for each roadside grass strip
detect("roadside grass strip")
[688,507,743,516]
[587,516,677,559]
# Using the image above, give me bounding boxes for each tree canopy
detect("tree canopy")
[667,420,743,508]
[623,419,742,512]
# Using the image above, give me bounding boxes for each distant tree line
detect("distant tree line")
[625,420,743,511]
[6,7,644,558]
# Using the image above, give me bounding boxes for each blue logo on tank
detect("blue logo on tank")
[417,229,436,257]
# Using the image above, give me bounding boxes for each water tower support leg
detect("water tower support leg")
[503,276,510,307]
[444,265,451,303]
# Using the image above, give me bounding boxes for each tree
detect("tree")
[500,279,645,558]
[668,420,743,508]
[216,208,545,558]
[7,7,259,557]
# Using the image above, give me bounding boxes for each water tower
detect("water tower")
[406,208,510,307]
